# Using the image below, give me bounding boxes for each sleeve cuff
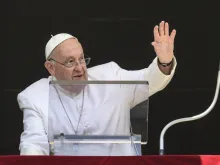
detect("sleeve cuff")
[153,56,177,77]
[20,147,45,155]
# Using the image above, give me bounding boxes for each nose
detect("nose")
[74,61,83,71]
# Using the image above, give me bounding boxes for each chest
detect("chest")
[48,85,134,136]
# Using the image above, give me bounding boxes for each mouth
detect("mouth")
[72,74,84,79]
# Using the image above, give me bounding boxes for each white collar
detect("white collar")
[52,76,84,98]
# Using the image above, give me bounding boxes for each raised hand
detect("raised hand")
[152,21,176,63]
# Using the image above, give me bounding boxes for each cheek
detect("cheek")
[64,68,74,76]
[55,67,73,79]
[82,66,87,73]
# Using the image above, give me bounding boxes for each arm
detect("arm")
[111,21,177,107]
[111,56,176,107]
[18,93,49,155]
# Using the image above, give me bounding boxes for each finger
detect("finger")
[170,29,176,41]
[159,21,165,36]
[153,25,160,41]
[151,42,156,46]
[151,42,159,47]
[165,22,169,36]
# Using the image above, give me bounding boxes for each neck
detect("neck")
[52,76,86,97]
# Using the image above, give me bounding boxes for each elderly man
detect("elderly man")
[17,21,177,155]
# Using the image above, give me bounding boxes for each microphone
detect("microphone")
[159,62,220,155]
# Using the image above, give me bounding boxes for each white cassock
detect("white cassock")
[17,57,177,155]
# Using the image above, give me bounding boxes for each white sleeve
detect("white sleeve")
[110,57,177,107]
[18,94,49,155]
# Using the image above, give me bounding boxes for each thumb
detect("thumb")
[151,42,157,47]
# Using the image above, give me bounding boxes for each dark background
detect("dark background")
[5,1,220,155]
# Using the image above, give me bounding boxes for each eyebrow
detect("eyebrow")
[65,53,85,61]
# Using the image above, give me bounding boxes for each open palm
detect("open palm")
[152,21,176,63]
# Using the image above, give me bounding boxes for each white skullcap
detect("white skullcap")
[45,33,77,59]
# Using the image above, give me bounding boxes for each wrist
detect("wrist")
[157,58,173,67]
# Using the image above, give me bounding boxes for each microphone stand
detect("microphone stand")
[159,62,220,155]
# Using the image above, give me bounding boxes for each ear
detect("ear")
[44,61,55,76]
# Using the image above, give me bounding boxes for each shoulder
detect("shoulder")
[87,61,121,80]
[17,77,51,109]
[18,77,51,97]
[88,61,120,71]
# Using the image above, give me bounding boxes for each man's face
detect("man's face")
[45,38,88,81]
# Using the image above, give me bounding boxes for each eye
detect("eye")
[66,59,74,64]
[64,59,74,67]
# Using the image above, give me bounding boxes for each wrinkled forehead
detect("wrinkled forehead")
[53,38,84,59]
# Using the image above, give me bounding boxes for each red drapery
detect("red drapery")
[0,155,219,165]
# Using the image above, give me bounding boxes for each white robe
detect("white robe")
[17,58,177,155]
